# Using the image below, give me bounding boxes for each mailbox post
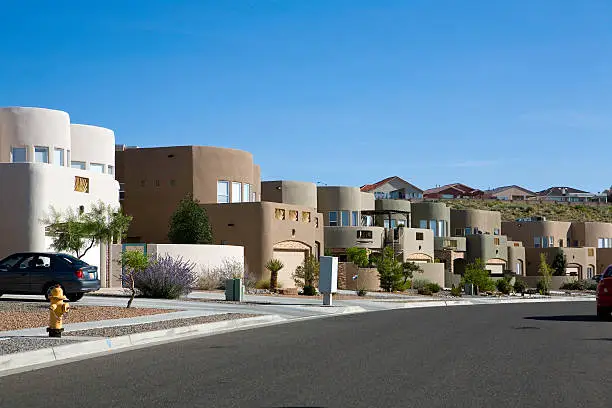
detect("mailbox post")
[319,256,338,306]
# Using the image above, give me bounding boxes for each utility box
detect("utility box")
[225,278,244,302]
[464,283,475,296]
[319,256,338,295]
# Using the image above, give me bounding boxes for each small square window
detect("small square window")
[108,165,114,175]
[494,238,500,245]
[90,163,105,173]
[11,147,27,163]
[54,148,65,166]
[71,161,86,170]
[217,181,229,203]
[34,146,49,163]
[455,228,464,236]
[416,232,424,241]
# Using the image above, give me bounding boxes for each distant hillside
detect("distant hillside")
[443,199,612,223]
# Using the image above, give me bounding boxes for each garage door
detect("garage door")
[273,250,306,289]
[486,264,504,275]
[565,266,579,277]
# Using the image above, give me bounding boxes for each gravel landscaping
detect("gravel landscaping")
[0,301,177,332]
[0,337,83,356]
[65,313,258,337]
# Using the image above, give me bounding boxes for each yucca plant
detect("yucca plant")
[265,258,284,291]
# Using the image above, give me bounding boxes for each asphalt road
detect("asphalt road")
[1,301,610,407]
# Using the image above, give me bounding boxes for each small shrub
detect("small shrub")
[513,279,527,295]
[496,278,513,295]
[584,280,598,291]
[560,281,582,291]
[134,255,197,299]
[536,280,549,295]
[302,285,317,296]
[412,279,431,290]
[357,289,367,297]
[255,279,271,290]
[426,282,441,293]
[418,287,433,296]
[450,285,462,297]
[197,258,244,290]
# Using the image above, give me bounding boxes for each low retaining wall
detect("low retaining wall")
[341,263,381,292]
[516,275,577,290]
[417,263,445,287]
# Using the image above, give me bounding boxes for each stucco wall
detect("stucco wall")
[70,124,115,173]
[201,202,323,281]
[570,222,612,248]
[524,247,597,279]
[341,263,380,291]
[502,221,572,248]
[508,242,526,275]
[261,180,317,208]
[597,248,612,274]
[450,209,502,235]
[401,228,434,262]
[324,226,385,250]
[0,107,71,164]
[418,263,445,287]
[0,163,120,262]
[516,276,578,290]
[317,186,374,220]
[465,234,509,265]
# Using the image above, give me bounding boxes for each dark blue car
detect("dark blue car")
[0,252,100,302]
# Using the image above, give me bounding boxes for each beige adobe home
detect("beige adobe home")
[115,146,323,286]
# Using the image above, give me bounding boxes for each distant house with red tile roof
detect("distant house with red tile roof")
[536,186,607,203]
[360,176,423,200]
[485,185,536,201]
[423,183,484,199]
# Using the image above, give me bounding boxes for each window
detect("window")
[357,230,373,239]
[455,228,464,236]
[419,220,427,229]
[493,228,500,236]
[275,208,286,220]
[430,220,437,237]
[534,237,541,248]
[71,161,86,170]
[361,215,373,227]
[559,239,564,247]
[108,165,114,175]
[119,183,125,201]
[329,211,338,226]
[437,220,445,237]
[473,227,480,234]
[391,219,397,228]
[67,150,71,166]
[516,262,523,275]
[542,237,549,248]
[34,146,49,163]
[587,266,594,279]
[588,248,595,257]
[341,211,350,227]
[90,163,105,173]
[251,192,256,202]
[217,181,229,203]
[465,227,472,235]
[302,211,311,223]
[53,148,64,166]
[494,238,500,245]
[10,147,27,163]
[289,210,298,221]
[0,254,23,270]
[384,219,390,229]
[232,182,242,203]
[352,211,359,226]
[549,236,554,247]
[243,184,250,203]
[416,232,424,241]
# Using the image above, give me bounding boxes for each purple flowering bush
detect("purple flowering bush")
[133,254,197,299]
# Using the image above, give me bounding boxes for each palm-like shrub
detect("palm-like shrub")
[265,259,284,291]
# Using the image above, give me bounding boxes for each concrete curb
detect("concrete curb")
[398,296,594,309]
[0,314,285,375]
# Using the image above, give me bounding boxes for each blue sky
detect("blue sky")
[1,1,611,193]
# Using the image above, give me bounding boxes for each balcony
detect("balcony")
[434,236,466,252]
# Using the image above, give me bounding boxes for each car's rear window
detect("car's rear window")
[604,266,612,278]
[57,254,89,266]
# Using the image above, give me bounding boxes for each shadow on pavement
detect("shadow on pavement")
[583,338,612,342]
[0,298,46,303]
[524,315,600,322]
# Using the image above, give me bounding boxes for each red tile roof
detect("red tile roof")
[360,176,422,193]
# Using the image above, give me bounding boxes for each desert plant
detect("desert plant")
[412,279,432,290]
[265,258,284,291]
[401,261,422,286]
[197,258,244,290]
[496,278,513,295]
[293,255,320,288]
[168,194,213,244]
[357,288,367,297]
[418,287,433,296]
[537,253,553,295]
[44,202,132,259]
[513,279,527,295]
[375,247,403,292]
[120,251,150,308]
[462,259,495,292]
[551,250,567,276]
[302,285,318,296]
[450,285,462,297]
[133,254,197,299]
[255,279,271,290]
[347,247,369,268]
[426,282,442,293]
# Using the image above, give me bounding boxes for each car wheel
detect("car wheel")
[67,292,84,302]
[597,307,611,321]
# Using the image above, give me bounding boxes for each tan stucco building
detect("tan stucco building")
[116,146,322,286]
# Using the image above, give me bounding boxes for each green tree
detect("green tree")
[120,251,150,308]
[375,247,403,292]
[168,194,213,244]
[462,259,495,292]
[346,247,369,268]
[538,253,553,295]
[44,201,132,259]
[293,255,320,291]
[401,261,422,286]
[265,258,284,291]
[551,250,567,276]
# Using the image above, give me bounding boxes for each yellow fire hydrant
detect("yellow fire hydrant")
[47,285,69,338]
